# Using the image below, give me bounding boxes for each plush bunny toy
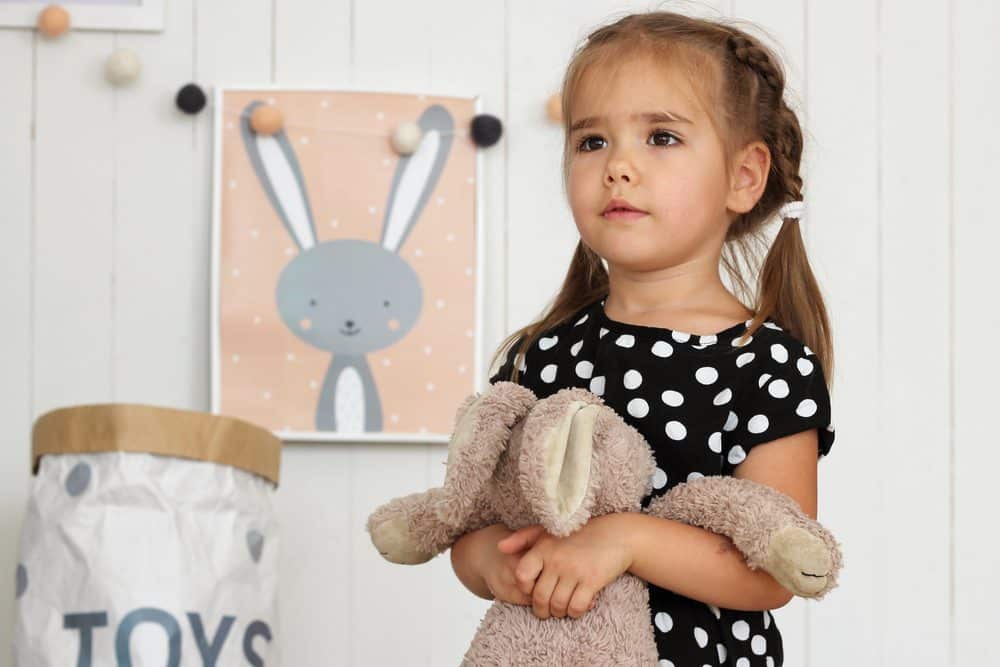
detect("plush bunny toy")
[366,380,843,665]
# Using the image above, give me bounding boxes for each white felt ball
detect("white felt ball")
[391,121,422,155]
[105,48,142,86]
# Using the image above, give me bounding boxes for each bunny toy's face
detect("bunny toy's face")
[276,238,423,355]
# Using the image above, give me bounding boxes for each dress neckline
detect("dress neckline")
[589,296,756,346]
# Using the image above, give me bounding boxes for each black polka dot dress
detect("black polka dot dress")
[489,294,835,666]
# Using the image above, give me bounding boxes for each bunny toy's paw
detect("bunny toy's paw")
[764,525,833,598]
[368,513,433,565]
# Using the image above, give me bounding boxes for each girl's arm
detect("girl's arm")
[450,523,512,600]
[624,429,819,611]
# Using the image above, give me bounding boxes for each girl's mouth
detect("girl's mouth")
[603,208,648,220]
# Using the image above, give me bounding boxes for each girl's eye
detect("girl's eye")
[574,129,681,152]
[649,129,680,147]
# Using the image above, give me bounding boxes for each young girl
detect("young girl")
[450,10,835,666]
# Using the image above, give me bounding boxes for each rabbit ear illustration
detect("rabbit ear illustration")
[240,100,318,251]
[380,104,455,253]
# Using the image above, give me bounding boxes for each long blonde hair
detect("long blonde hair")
[488,10,834,393]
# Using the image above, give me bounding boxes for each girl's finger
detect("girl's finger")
[513,550,544,595]
[497,525,544,553]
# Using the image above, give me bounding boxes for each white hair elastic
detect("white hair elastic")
[778,200,806,223]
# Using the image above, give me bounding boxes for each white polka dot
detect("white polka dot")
[658,661,675,667]
[540,364,558,383]
[732,620,750,641]
[763,610,771,629]
[665,420,687,440]
[538,335,558,350]
[804,344,813,355]
[766,657,775,667]
[716,643,727,663]
[615,334,635,348]
[797,357,814,375]
[757,372,772,388]
[768,379,789,398]
[661,390,684,407]
[723,411,738,431]
[736,351,755,367]
[748,414,769,434]
[651,340,674,357]
[651,467,667,489]
[713,388,732,405]
[574,313,589,326]
[627,398,649,418]
[570,340,583,356]
[687,471,704,482]
[589,376,605,396]
[671,330,691,343]
[693,626,708,648]
[751,635,767,655]
[624,369,643,389]
[707,604,721,619]
[695,366,718,385]
[771,343,789,363]
[728,446,747,465]
[575,360,594,379]
[736,659,750,667]
[654,611,673,633]
[731,334,753,347]
[708,432,722,453]
[797,399,818,417]
[599,327,609,338]
[699,334,717,346]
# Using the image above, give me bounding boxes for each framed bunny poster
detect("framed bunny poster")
[210,85,486,443]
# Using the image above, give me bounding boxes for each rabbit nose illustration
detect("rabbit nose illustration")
[341,319,361,336]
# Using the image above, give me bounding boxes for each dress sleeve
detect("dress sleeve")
[720,336,836,473]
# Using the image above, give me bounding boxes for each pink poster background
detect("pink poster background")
[214,88,479,438]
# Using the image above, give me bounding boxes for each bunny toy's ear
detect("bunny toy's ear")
[434,381,536,531]
[517,387,636,538]
[240,100,318,251]
[380,104,454,254]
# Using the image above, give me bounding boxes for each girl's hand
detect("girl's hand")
[496,514,633,620]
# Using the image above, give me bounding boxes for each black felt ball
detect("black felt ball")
[176,83,207,114]
[470,113,503,147]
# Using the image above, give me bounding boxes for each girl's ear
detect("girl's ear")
[726,140,771,215]
[434,382,536,529]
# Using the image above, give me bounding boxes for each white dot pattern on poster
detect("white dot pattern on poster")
[487,296,834,664]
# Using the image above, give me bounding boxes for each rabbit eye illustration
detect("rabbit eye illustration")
[240,99,455,432]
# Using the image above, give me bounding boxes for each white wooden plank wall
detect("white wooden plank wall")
[1,1,996,664]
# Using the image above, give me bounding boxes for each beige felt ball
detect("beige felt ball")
[250,105,284,135]
[37,4,70,38]
[546,93,563,124]
[390,121,422,156]
[104,48,142,86]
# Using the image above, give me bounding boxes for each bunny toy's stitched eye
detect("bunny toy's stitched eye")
[383,300,391,307]
[309,299,317,307]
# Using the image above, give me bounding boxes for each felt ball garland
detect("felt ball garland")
[470,113,502,147]
[105,48,142,86]
[37,4,70,38]
[175,83,207,114]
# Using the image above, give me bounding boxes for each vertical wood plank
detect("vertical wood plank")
[953,0,1000,664]
[805,1,883,665]
[113,0,200,409]
[0,25,35,657]
[33,31,115,415]
[879,0,952,662]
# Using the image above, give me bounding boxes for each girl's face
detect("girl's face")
[567,56,734,273]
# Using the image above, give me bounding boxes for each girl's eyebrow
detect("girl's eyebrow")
[568,110,693,133]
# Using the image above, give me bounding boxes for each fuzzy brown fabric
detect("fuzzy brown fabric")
[367,381,843,665]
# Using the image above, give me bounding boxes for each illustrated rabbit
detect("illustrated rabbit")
[239,99,455,432]
[367,381,843,665]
